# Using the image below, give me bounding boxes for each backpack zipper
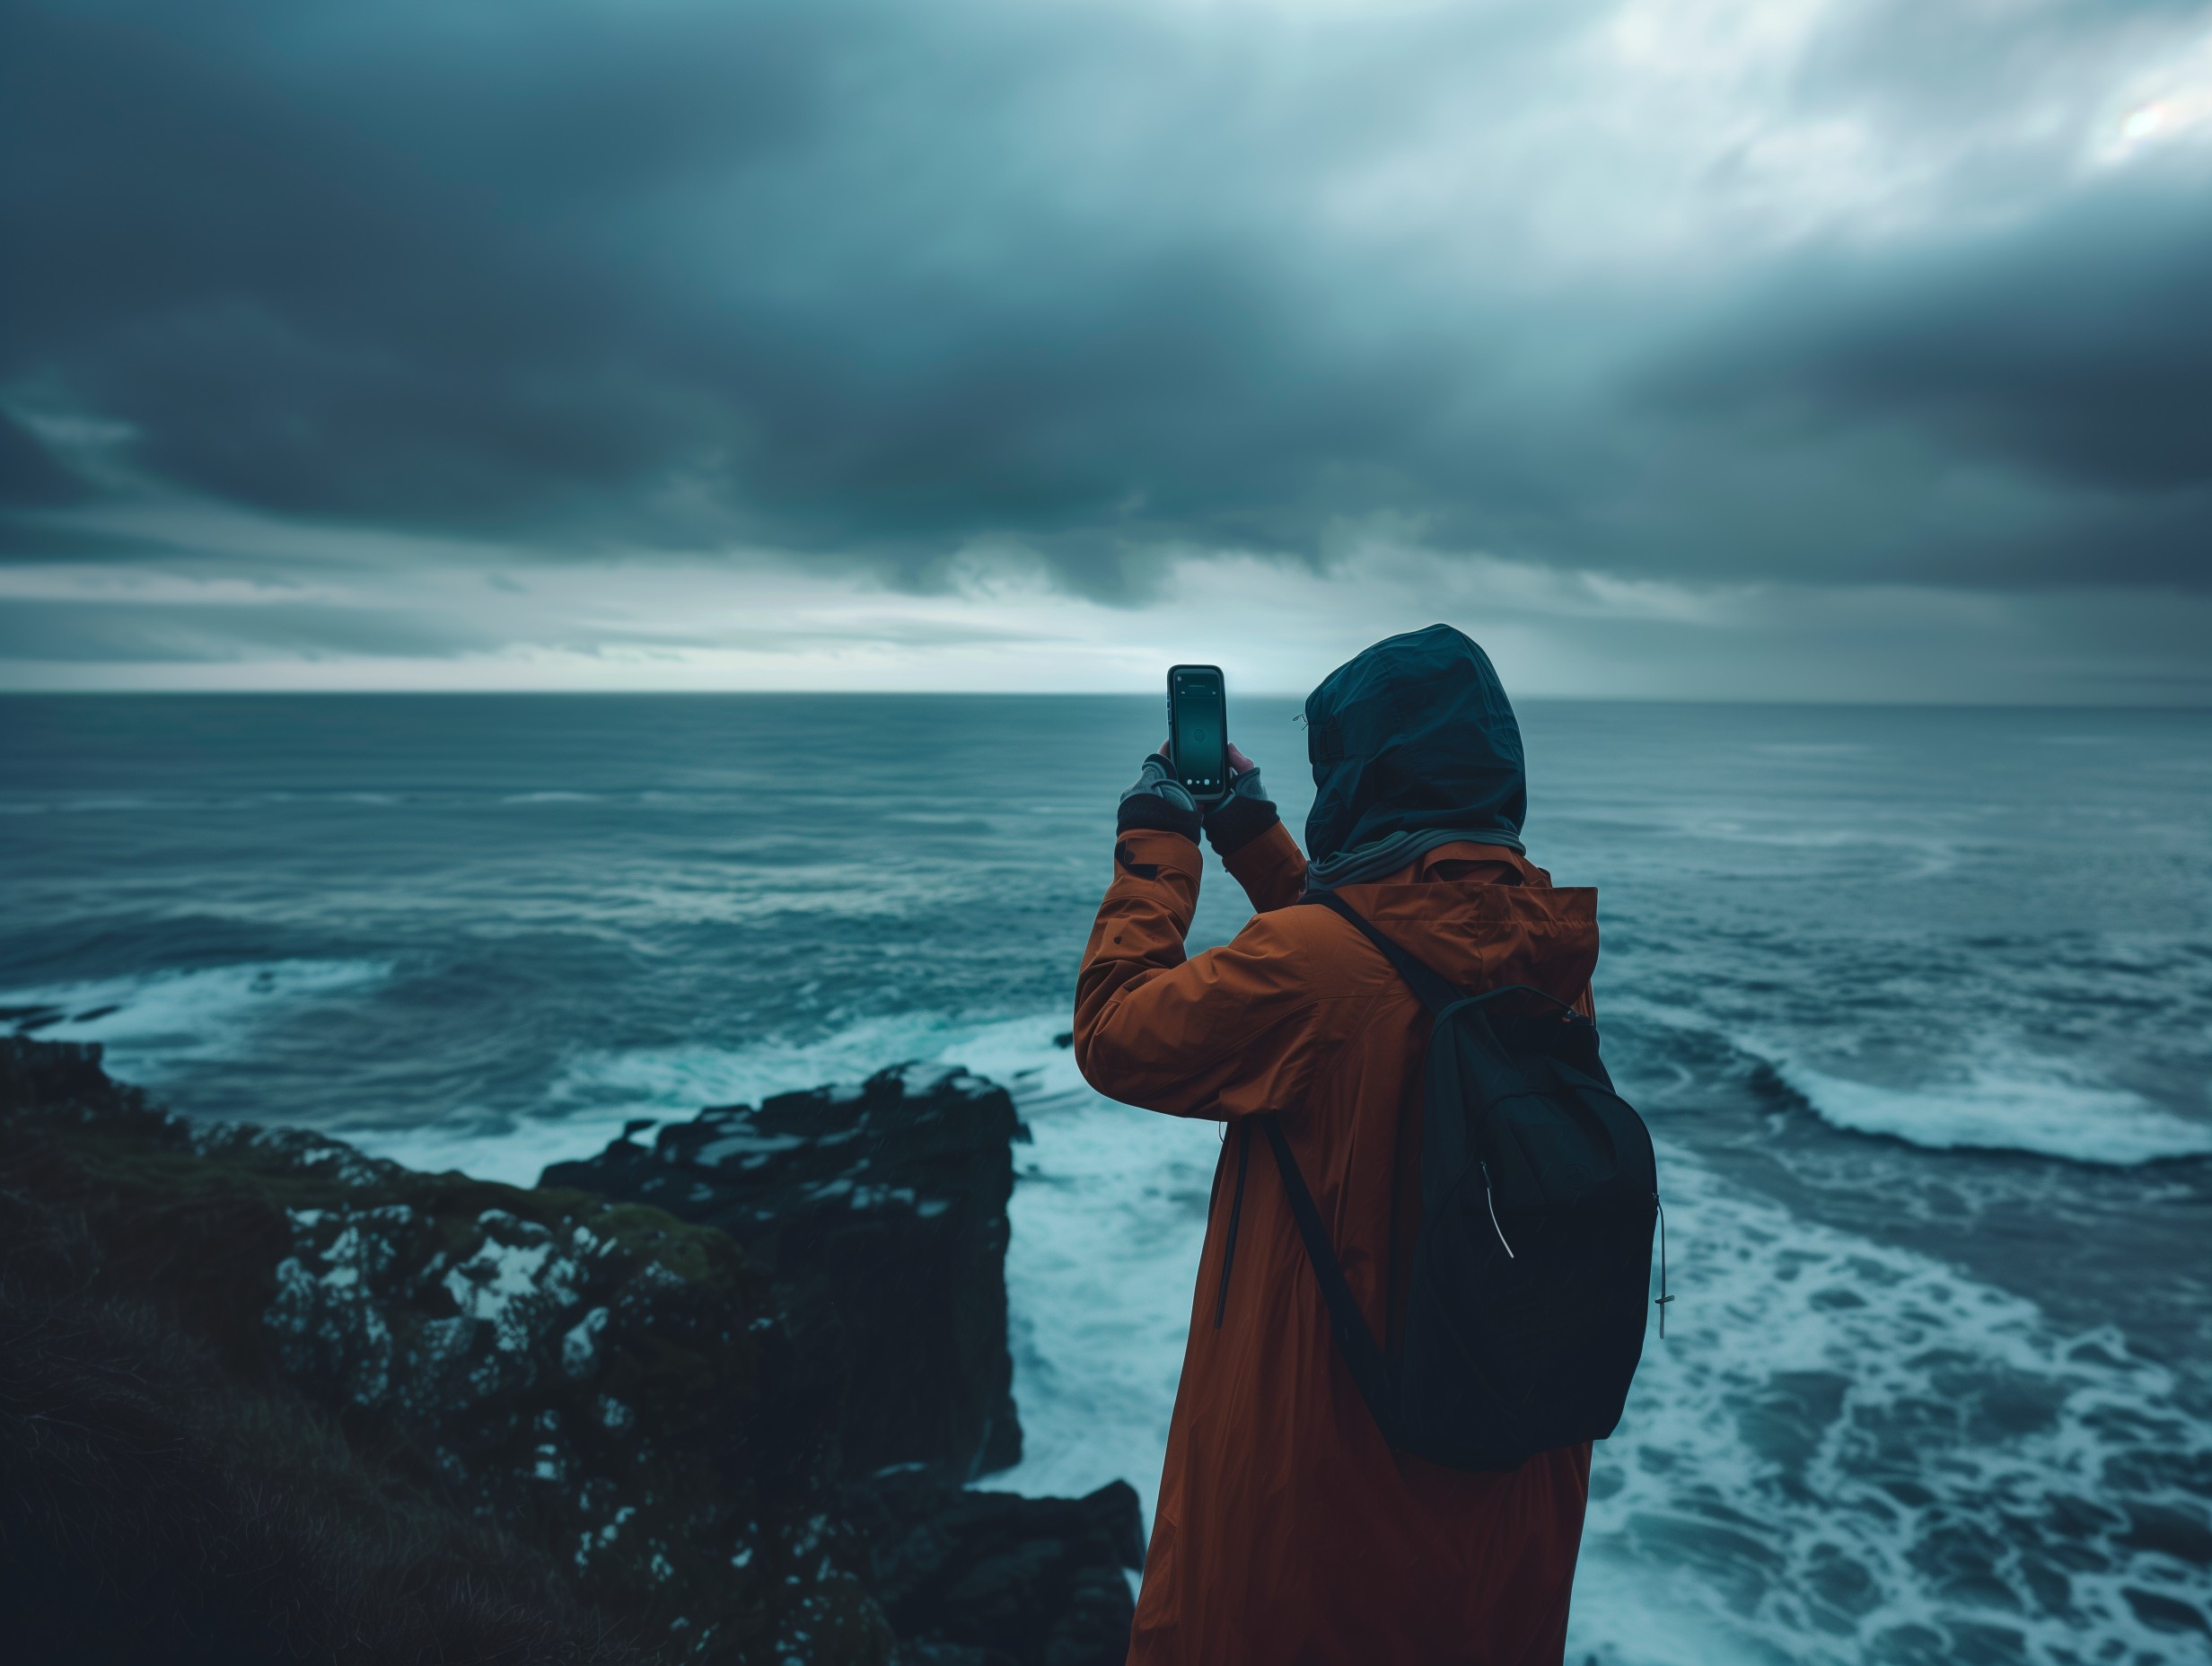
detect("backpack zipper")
[1480,1161,1515,1259]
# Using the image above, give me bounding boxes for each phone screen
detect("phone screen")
[1171,667,1226,797]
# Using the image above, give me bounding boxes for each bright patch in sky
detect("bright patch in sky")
[2091,26,2212,165]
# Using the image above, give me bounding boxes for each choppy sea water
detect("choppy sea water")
[3,695,2208,1664]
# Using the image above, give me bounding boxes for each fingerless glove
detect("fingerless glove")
[1202,764,1278,857]
[1117,753,1202,840]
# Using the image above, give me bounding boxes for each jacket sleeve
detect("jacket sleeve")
[1074,828,1331,1120]
[1222,820,1307,915]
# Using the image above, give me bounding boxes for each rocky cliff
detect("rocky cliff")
[542,1065,1024,1483]
[0,1037,1139,1666]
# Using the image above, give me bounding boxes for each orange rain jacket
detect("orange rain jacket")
[1075,819,1600,1666]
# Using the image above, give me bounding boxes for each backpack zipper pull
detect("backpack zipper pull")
[1480,1162,1515,1259]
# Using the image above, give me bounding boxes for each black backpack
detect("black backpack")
[1258,888,1666,1473]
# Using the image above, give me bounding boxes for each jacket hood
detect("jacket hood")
[1304,624,1527,865]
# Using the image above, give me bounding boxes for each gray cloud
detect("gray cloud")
[0,597,498,662]
[3,0,2209,609]
[1639,189,2212,583]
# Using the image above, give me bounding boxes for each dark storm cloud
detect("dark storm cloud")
[1641,189,2212,586]
[0,412,86,508]
[4,0,2209,600]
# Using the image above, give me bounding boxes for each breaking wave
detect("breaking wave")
[1571,1144,2211,1664]
[1765,1049,2212,1166]
[0,960,394,1079]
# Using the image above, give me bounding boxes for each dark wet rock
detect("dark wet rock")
[544,1065,1023,1482]
[1,1036,889,1663]
[849,1469,1143,1666]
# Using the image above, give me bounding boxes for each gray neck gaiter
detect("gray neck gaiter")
[1304,825,1525,890]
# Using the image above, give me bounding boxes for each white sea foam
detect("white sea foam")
[554,1015,974,1111]
[1568,1140,2210,1664]
[361,1112,654,1188]
[0,960,393,1078]
[355,1012,1097,1188]
[1769,1051,2212,1165]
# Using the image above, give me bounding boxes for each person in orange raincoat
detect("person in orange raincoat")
[1075,625,1600,1665]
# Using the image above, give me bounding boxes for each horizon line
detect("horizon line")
[4,688,2208,712]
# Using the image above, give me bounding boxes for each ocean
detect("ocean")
[3,694,2208,1664]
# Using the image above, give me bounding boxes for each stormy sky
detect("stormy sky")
[3,0,2208,697]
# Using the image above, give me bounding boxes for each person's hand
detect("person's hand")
[1122,738,1269,850]
[1204,742,1278,857]
[1118,750,1201,841]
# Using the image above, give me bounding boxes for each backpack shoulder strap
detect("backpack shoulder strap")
[1297,888,1462,1015]
[1257,1114,1398,1442]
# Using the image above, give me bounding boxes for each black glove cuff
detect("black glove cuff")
[1203,793,1279,857]
[1117,794,1202,841]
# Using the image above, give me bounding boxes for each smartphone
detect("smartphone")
[1167,664,1228,805]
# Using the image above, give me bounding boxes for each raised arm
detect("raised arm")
[1073,751,1326,1119]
